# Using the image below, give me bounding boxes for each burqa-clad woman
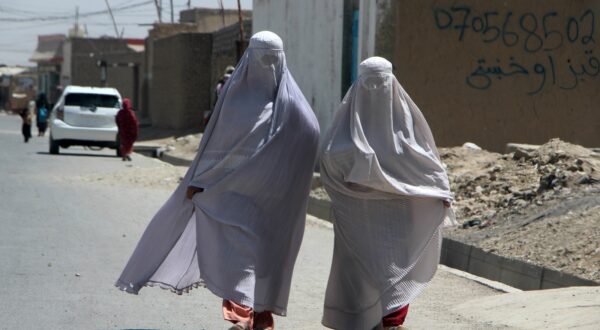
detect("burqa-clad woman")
[115,31,320,330]
[115,98,138,161]
[319,57,456,330]
[35,93,49,136]
[20,101,34,143]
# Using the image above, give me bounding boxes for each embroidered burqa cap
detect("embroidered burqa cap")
[116,31,320,316]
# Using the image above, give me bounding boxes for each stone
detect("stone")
[506,143,540,154]
[513,148,532,161]
[462,142,482,150]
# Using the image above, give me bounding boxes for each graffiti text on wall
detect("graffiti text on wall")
[433,6,598,95]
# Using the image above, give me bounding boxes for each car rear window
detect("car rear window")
[64,93,119,108]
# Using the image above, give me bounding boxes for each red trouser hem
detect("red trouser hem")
[222,300,274,329]
[382,304,409,327]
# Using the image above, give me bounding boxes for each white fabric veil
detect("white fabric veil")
[116,31,320,316]
[321,57,452,201]
[320,57,454,329]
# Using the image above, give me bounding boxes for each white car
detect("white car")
[49,86,122,156]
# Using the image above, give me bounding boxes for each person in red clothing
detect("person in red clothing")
[115,98,138,161]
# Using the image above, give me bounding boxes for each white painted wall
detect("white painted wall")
[252,0,345,135]
[358,0,376,61]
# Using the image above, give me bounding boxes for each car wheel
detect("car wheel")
[49,134,59,154]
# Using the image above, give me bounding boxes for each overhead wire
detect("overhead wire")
[0,0,155,22]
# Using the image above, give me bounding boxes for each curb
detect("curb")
[132,144,193,167]
[160,152,193,167]
[307,195,600,291]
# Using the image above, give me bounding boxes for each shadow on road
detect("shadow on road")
[36,151,118,159]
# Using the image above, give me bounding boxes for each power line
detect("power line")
[0,0,154,22]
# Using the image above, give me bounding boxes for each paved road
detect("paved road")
[0,113,501,329]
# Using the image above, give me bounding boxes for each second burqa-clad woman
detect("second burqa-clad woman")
[320,57,456,330]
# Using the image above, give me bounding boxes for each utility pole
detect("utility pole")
[75,6,79,36]
[154,0,162,23]
[237,0,244,59]
[218,0,225,26]
[104,0,120,38]
[187,0,191,9]
[170,0,174,23]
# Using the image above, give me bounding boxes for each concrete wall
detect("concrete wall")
[382,0,599,151]
[144,23,206,121]
[252,0,346,135]
[210,20,252,107]
[150,33,212,130]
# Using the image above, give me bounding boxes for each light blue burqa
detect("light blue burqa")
[116,31,320,316]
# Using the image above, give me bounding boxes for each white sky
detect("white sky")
[0,0,253,66]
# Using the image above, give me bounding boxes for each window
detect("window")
[64,93,119,108]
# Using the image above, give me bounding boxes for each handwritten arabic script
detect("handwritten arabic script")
[433,5,598,95]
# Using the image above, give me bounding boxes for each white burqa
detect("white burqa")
[320,57,456,329]
[115,31,320,316]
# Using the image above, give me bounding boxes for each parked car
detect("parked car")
[49,86,122,156]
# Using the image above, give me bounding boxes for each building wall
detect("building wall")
[210,20,252,107]
[180,8,251,32]
[62,38,143,110]
[252,0,346,135]
[150,33,213,129]
[384,0,599,151]
[104,51,144,110]
[144,23,205,121]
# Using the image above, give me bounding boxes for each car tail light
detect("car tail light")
[56,107,64,120]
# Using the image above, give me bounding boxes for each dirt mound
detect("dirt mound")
[442,139,600,225]
[162,134,203,162]
[442,139,600,282]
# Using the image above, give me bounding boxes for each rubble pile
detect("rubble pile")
[442,139,600,228]
[441,139,600,281]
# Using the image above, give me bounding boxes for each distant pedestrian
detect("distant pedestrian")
[206,65,235,126]
[319,57,456,330]
[20,103,33,143]
[115,98,138,161]
[115,31,319,330]
[35,93,49,136]
[215,65,235,99]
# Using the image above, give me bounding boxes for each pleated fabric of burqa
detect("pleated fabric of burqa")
[115,31,320,316]
[320,57,456,329]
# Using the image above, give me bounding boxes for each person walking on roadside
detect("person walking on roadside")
[206,65,236,126]
[35,93,49,137]
[319,57,456,330]
[216,65,235,99]
[115,98,138,161]
[115,31,320,330]
[20,101,34,143]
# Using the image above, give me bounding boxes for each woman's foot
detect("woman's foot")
[126,155,132,161]
[228,323,249,330]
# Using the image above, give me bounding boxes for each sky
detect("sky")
[0,0,253,66]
